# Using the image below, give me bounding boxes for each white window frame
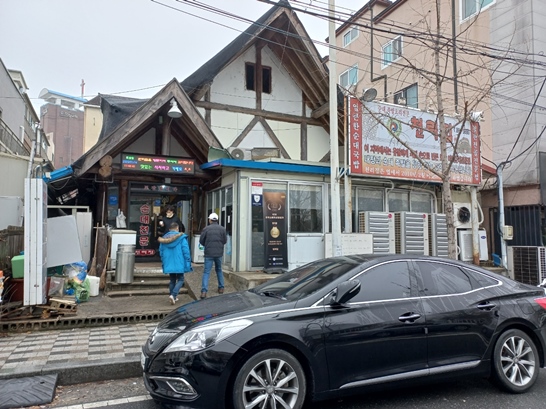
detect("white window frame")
[382,36,403,68]
[339,65,358,89]
[343,26,359,47]
[394,83,418,108]
[460,0,495,22]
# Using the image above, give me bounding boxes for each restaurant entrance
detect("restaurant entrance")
[128,182,193,262]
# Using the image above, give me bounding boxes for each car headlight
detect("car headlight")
[164,319,253,353]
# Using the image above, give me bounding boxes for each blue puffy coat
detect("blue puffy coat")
[159,232,192,274]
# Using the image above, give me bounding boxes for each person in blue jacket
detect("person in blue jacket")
[158,222,192,305]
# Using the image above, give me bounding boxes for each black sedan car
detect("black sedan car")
[141,255,546,409]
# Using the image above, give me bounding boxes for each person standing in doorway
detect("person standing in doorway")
[158,222,192,305]
[199,212,227,299]
[159,205,185,236]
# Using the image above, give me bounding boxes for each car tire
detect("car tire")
[233,348,306,409]
[492,329,539,393]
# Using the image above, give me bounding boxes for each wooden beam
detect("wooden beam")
[311,102,329,119]
[193,100,323,126]
[301,92,307,161]
[259,117,291,159]
[231,116,260,148]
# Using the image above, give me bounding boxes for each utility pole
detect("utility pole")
[329,0,342,256]
[497,164,508,268]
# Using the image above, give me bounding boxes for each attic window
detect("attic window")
[245,63,272,94]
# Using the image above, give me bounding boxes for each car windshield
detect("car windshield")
[250,257,361,301]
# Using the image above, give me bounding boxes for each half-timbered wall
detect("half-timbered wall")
[203,44,331,161]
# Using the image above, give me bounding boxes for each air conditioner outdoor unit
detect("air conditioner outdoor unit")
[394,212,429,255]
[507,246,546,286]
[453,202,472,229]
[358,211,395,254]
[429,213,448,257]
[458,229,488,262]
[228,147,252,160]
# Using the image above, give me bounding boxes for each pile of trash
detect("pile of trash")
[49,261,91,303]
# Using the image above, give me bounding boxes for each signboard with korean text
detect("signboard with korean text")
[263,190,288,269]
[121,153,195,175]
[348,97,481,185]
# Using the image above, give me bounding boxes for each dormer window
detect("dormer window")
[245,63,272,94]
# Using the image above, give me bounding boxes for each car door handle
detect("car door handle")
[477,302,496,311]
[399,312,421,323]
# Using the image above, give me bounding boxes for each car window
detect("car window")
[462,267,500,288]
[351,261,412,302]
[251,258,360,301]
[415,261,472,296]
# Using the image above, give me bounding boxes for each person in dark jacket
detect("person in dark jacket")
[158,205,185,235]
[199,212,227,299]
[158,222,192,305]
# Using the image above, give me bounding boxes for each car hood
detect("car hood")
[157,290,288,332]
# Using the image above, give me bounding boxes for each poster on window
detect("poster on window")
[263,191,288,270]
[348,96,481,185]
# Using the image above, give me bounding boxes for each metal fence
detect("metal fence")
[0,119,31,156]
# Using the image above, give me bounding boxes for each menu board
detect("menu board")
[121,153,195,175]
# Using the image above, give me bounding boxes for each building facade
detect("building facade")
[332,0,546,257]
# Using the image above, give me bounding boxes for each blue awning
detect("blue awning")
[201,158,330,175]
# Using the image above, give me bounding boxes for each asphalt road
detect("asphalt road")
[45,369,546,409]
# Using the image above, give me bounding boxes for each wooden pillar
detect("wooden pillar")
[119,180,129,216]
[96,183,107,226]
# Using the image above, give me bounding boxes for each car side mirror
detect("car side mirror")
[331,280,361,305]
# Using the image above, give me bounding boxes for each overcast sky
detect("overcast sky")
[1,0,359,112]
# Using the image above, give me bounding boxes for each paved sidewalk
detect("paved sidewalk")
[0,266,245,385]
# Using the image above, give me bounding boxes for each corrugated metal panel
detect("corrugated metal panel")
[491,205,543,254]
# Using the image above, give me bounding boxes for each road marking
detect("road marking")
[52,394,152,409]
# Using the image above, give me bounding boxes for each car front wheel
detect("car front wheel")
[492,329,539,393]
[233,348,306,409]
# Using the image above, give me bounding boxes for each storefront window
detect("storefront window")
[289,184,323,233]
[356,188,384,212]
[388,191,410,212]
[387,190,433,213]
[411,192,433,213]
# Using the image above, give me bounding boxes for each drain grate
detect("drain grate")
[1,312,169,333]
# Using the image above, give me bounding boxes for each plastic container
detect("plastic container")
[11,255,25,278]
[88,276,100,296]
[115,244,136,284]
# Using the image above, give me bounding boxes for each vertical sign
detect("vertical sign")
[263,191,288,269]
[136,202,155,256]
[348,97,363,175]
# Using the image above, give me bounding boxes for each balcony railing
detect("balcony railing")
[0,118,31,156]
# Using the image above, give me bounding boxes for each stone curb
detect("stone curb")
[0,356,142,386]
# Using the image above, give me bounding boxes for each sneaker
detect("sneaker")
[218,288,224,294]
[175,297,179,302]
[200,292,207,300]
[169,295,175,305]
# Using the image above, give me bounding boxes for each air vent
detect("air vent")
[509,246,546,286]
[358,211,395,254]
[228,147,252,160]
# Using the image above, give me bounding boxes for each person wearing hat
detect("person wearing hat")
[199,212,227,299]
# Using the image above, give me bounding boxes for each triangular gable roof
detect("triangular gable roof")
[73,79,221,177]
[181,0,329,116]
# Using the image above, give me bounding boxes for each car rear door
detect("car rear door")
[323,260,428,390]
[413,260,500,369]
